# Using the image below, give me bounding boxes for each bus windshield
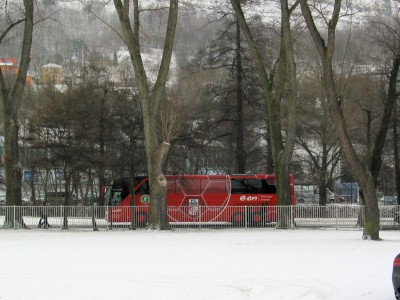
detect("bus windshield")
[105,179,130,206]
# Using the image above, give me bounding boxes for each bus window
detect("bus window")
[104,185,124,206]
[261,179,276,194]
[103,178,131,207]
[105,187,124,206]
[111,191,122,206]
[245,179,262,193]
[231,178,276,194]
[231,179,247,194]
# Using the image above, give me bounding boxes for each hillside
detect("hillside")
[3,0,397,66]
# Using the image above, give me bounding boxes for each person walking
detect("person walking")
[38,201,50,228]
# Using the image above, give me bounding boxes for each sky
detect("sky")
[0,228,399,300]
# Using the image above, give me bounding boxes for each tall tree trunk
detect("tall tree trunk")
[0,0,33,228]
[129,137,136,230]
[319,148,328,206]
[318,177,328,206]
[370,56,400,185]
[235,18,245,173]
[98,89,107,206]
[393,101,400,205]
[265,131,274,174]
[272,0,298,227]
[62,162,71,230]
[29,165,36,206]
[300,0,380,240]
[114,0,178,230]
[230,0,297,228]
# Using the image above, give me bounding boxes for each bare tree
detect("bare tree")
[0,0,33,228]
[299,0,384,240]
[295,87,341,205]
[367,8,400,190]
[230,0,298,228]
[113,0,178,230]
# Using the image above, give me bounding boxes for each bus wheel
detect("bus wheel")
[231,212,245,227]
[251,212,265,227]
[136,212,148,228]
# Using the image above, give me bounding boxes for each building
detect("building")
[39,63,63,84]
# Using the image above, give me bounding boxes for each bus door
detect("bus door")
[135,179,150,206]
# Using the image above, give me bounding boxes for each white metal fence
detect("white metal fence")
[0,205,399,230]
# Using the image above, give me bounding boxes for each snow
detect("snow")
[0,228,398,300]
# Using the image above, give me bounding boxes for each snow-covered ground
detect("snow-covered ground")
[0,228,398,300]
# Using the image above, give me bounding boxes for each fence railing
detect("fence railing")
[0,205,399,230]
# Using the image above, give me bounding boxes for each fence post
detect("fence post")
[107,206,112,230]
[199,206,201,230]
[13,205,16,229]
[290,206,295,229]
[105,206,108,230]
[244,206,247,230]
[61,205,64,230]
[335,205,338,230]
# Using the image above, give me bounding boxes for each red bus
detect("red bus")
[104,174,295,227]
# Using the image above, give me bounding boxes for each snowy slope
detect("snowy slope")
[56,0,399,19]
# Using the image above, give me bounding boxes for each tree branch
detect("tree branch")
[0,18,25,44]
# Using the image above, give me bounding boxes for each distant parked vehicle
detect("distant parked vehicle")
[393,254,400,299]
[381,196,398,205]
[395,211,400,224]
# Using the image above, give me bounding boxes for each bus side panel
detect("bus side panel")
[107,205,131,223]
[106,194,132,222]
[107,206,149,226]
[108,174,293,224]
[201,178,230,206]
[166,178,187,222]
[167,176,231,222]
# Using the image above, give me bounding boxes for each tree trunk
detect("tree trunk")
[235,18,245,173]
[230,0,297,228]
[147,138,171,230]
[266,0,298,228]
[319,180,328,206]
[300,0,380,239]
[319,152,328,206]
[370,56,400,185]
[114,0,178,230]
[98,89,107,206]
[0,0,33,228]
[393,101,400,205]
[3,113,23,228]
[129,139,136,230]
[30,165,36,206]
[62,163,71,230]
